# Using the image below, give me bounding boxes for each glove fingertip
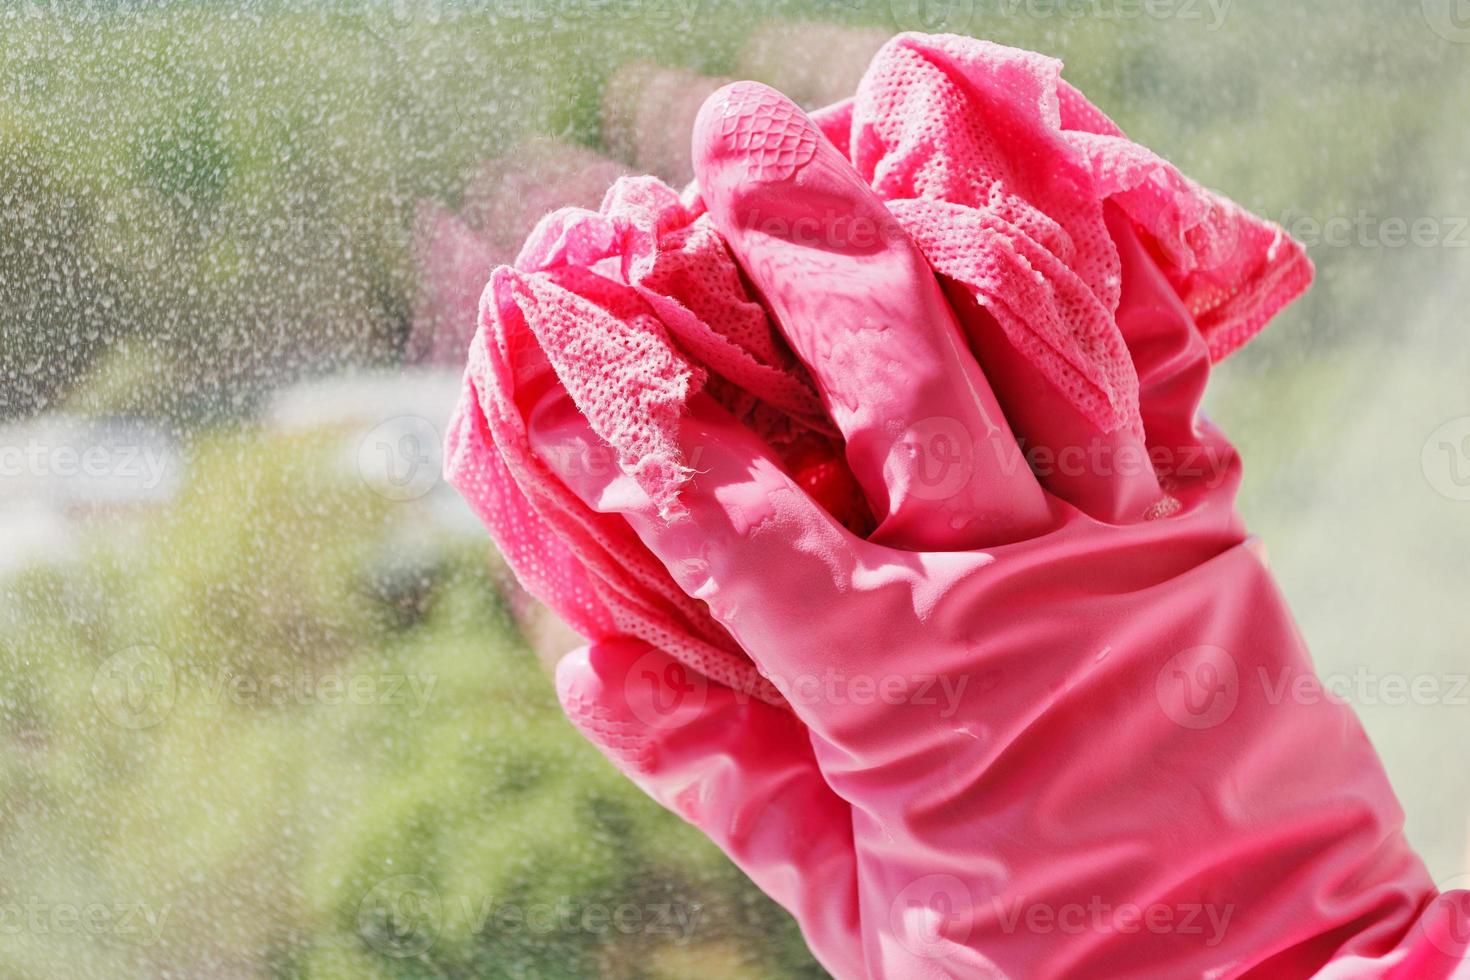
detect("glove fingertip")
[555,642,661,777]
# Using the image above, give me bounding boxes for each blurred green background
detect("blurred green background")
[2,1,1468,977]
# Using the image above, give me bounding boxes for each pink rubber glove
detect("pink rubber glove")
[533,83,1470,979]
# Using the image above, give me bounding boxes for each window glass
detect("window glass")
[2,2,1466,975]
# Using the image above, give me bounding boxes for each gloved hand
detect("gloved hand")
[450,33,1470,979]
[543,87,1466,980]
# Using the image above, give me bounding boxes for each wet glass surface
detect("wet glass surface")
[2,2,1467,975]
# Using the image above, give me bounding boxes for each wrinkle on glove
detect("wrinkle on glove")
[446,31,1313,706]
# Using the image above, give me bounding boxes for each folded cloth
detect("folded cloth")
[444,32,1312,704]
[446,177,856,705]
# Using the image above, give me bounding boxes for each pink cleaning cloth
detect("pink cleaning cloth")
[445,177,853,705]
[444,32,1312,704]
